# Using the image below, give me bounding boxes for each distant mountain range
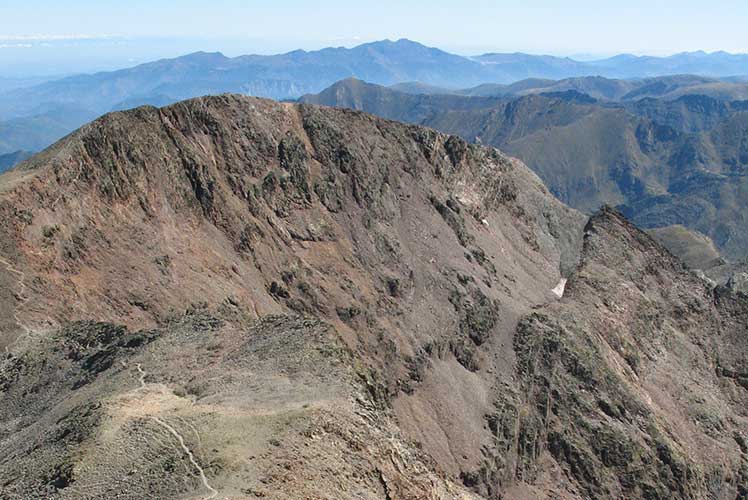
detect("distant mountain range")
[390,74,748,102]
[0,76,51,93]
[3,40,748,116]
[0,104,96,159]
[0,150,31,173]
[1,39,748,159]
[301,78,748,262]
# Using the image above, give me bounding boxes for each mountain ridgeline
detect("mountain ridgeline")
[4,40,748,117]
[2,39,748,157]
[0,96,747,499]
[301,78,748,263]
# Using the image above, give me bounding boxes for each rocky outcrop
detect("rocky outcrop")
[1,312,482,499]
[1,96,745,499]
[479,208,748,499]
[0,95,582,498]
[302,79,748,262]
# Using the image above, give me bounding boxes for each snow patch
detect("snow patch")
[552,278,567,298]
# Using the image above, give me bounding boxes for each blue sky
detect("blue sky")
[1,0,747,75]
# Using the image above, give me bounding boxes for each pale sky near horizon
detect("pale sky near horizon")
[1,0,747,75]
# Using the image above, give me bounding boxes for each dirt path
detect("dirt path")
[0,253,59,353]
[129,363,219,500]
[0,254,31,353]
[135,363,148,390]
[152,416,218,500]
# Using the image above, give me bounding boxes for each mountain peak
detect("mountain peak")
[0,94,589,497]
[180,50,228,60]
[4,89,748,499]
[358,38,433,51]
[372,37,422,46]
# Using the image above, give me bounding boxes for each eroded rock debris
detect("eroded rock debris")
[0,95,746,499]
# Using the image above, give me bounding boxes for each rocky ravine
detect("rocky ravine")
[0,95,745,499]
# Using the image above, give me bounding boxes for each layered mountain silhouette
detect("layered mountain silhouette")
[1,96,747,499]
[0,150,31,174]
[392,74,748,102]
[301,78,748,262]
[0,105,96,158]
[2,39,748,156]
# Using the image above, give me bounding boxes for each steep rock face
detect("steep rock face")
[0,95,583,498]
[484,208,748,499]
[302,79,748,261]
[2,96,745,499]
[0,95,582,335]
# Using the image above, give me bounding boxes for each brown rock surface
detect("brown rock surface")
[0,95,745,499]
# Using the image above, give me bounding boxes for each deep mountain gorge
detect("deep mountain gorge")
[1,96,746,499]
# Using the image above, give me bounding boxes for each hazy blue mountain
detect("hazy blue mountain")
[474,50,748,80]
[472,52,591,80]
[2,39,748,156]
[396,75,748,102]
[0,150,32,173]
[589,50,748,78]
[4,40,748,120]
[0,104,99,156]
[0,39,492,121]
[110,94,179,112]
[0,76,53,93]
[389,76,707,101]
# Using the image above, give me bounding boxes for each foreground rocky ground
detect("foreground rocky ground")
[0,95,746,498]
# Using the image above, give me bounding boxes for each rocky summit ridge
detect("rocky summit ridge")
[0,95,746,499]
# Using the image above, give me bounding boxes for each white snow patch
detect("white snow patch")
[552,278,567,298]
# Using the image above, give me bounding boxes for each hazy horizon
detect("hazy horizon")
[2,35,747,79]
[2,0,748,76]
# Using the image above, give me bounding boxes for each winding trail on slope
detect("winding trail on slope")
[0,254,31,352]
[0,252,59,353]
[129,363,218,500]
[135,363,147,390]
[151,416,218,500]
